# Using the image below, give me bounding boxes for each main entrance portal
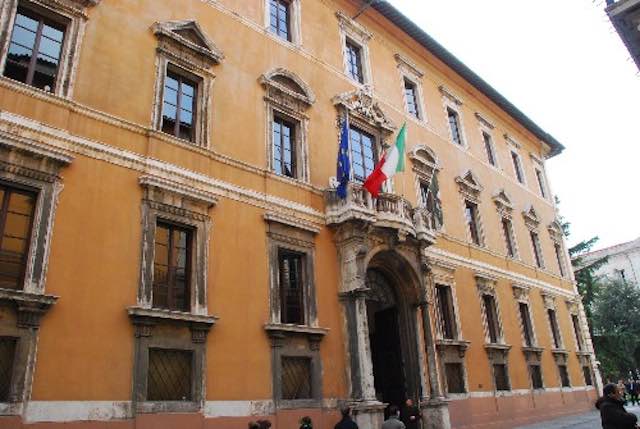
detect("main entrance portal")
[366,267,416,409]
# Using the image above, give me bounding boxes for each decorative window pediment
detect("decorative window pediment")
[395,53,424,79]
[541,292,557,310]
[455,170,483,201]
[332,89,396,134]
[260,68,315,110]
[548,220,564,243]
[152,20,224,67]
[409,145,440,177]
[475,112,495,130]
[565,298,580,315]
[475,273,497,296]
[493,189,514,217]
[336,11,372,43]
[511,284,530,303]
[35,0,101,15]
[504,133,521,149]
[439,84,463,106]
[522,206,540,230]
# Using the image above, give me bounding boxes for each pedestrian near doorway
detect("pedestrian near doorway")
[400,399,422,429]
[335,407,358,429]
[382,405,406,429]
[299,416,313,429]
[596,383,638,429]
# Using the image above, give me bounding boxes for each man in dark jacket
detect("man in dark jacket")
[400,399,422,429]
[334,407,358,429]
[596,383,638,429]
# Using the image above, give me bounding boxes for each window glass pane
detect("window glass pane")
[165,75,179,90]
[493,364,510,391]
[0,189,36,290]
[10,25,37,49]
[38,37,61,59]
[279,250,305,324]
[163,86,178,105]
[162,102,177,120]
[15,13,38,32]
[42,24,64,42]
[180,109,193,126]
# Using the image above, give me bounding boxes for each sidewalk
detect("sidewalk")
[515,405,640,428]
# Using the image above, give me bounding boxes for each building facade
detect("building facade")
[0,1,598,428]
[606,0,640,70]
[581,237,640,286]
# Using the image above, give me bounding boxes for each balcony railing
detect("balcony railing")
[325,183,440,244]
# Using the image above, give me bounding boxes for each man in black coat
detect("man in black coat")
[596,383,638,429]
[400,398,422,429]
[334,406,358,429]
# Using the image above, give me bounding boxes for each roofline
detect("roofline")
[371,1,565,157]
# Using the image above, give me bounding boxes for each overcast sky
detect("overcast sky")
[386,0,640,250]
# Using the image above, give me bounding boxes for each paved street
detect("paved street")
[515,405,640,429]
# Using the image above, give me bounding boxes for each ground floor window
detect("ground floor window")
[493,363,510,391]
[281,356,312,400]
[445,362,466,394]
[0,337,17,401]
[583,366,593,386]
[147,348,193,401]
[558,364,571,387]
[530,364,544,389]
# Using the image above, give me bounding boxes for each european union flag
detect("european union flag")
[336,117,350,199]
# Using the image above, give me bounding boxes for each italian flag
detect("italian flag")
[363,123,407,197]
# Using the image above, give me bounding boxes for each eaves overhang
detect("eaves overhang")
[370,1,565,157]
[606,0,640,71]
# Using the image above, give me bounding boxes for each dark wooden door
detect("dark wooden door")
[370,307,406,409]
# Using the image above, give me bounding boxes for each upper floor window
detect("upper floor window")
[153,221,192,312]
[571,314,584,351]
[0,184,36,290]
[535,168,547,198]
[4,7,66,92]
[349,126,376,182]
[530,230,544,269]
[447,108,463,146]
[278,249,306,325]
[404,79,420,119]
[161,70,198,142]
[554,243,565,277]
[0,337,17,401]
[272,115,296,178]
[483,131,497,166]
[501,217,517,258]
[465,200,481,246]
[511,151,525,184]
[345,39,364,83]
[519,302,535,347]
[558,364,571,387]
[436,284,458,340]
[483,294,501,343]
[269,0,291,41]
[547,308,562,349]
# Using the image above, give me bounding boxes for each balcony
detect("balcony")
[325,183,439,244]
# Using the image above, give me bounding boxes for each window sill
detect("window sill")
[276,399,322,409]
[136,400,200,414]
[0,287,58,328]
[551,348,569,355]
[127,306,218,329]
[264,323,328,338]
[575,350,592,357]
[436,339,470,357]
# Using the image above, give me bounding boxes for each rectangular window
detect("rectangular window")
[482,132,496,166]
[147,348,193,401]
[272,116,296,178]
[464,200,481,246]
[558,364,570,387]
[493,363,510,391]
[547,308,561,349]
[345,39,364,83]
[447,108,463,145]
[483,294,501,344]
[278,249,305,325]
[583,366,593,386]
[554,243,565,277]
[161,70,197,142]
[269,0,291,41]
[349,126,376,182]
[501,218,516,258]
[281,356,311,399]
[4,6,67,92]
[530,231,543,268]
[404,79,420,119]
[530,364,543,389]
[0,184,37,290]
[0,337,17,402]
[445,363,466,394]
[511,152,525,184]
[572,314,584,351]
[436,285,458,340]
[153,222,192,312]
[535,169,547,198]
[519,302,535,347]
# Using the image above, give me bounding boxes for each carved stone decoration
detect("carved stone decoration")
[394,53,424,79]
[541,292,557,310]
[504,133,521,149]
[548,220,564,244]
[260,68,316,111]
[475,273,497,296]
[409,145,440,178]
[455,170,483,202]
[152,20,224,67]
[522,206,540,231]
[565,297,579,315]
[511,284,530,303]
[474,112,495,130]
[336,11,373,43]
[439,85,463,106]
[493,190,514,218]
[332,89,396,133]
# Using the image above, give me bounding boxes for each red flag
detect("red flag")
[363,153,387,197]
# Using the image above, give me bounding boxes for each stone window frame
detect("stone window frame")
[263,0,302,46]
[431,262,470,398]
[336,11,373,88]
[259,68,315,184]
[0,131,72,415]
[440,85,468,149]
[493,190,520,260]
[512,284,546,391]
[548,220,568,278]
[505,134,528,187]
[530,153,551,201]
[0,0,100,98]
[150,20,224,148]
[541,293,566,353]
[475,112,500,170]
[409,144,443,231]
[395,53,426,123]
[522,206,546,270]
[263,212,327,409]
[455,170,486,248]
[128,174,218,414]
[565,299,588,353]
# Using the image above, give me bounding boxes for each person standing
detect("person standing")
[382,405,406,429]
[400,399,422,429]
[335,407,358,429]
[596,383,638,429]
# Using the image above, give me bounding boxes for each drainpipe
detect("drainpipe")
[352,0,380,20]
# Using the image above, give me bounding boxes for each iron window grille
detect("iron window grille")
[345,39,364,83]
[447,108,463,145]
[0,337,17,402]
[0,184,37,290]
[558,364,571,387]
[269,0,291,41]
[530,364,543,389]
[278,249,305,325]
[272,115,297,178]
[161,69,197,142]
[147,348,193,401]
[153,222,192,312]
[445,362,466,394]
[4,6,67,92]
[281,356,311,399]
[493,363,510,391]
[583,366,593,386]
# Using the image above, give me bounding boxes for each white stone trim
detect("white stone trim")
[395,53,427,124]
[476,115,500,170]
[263,0,302,46]
[336,11,373,87]
[441,92,468,150]
[24,401,133,423]
[205,400,275,417]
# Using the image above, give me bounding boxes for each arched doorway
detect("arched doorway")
[365,251,422,410]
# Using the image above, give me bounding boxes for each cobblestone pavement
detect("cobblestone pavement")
[515,405,640,429]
